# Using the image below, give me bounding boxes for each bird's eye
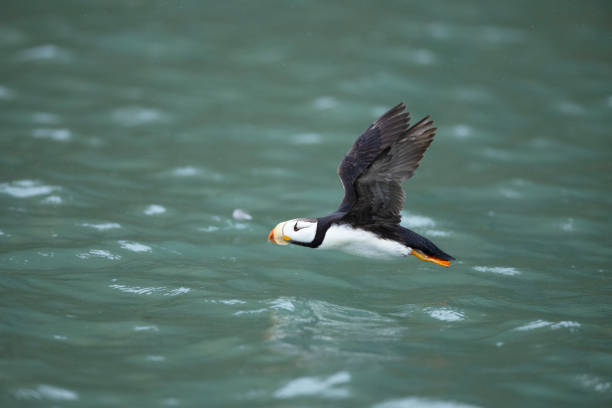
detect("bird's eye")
[294,222,299,232]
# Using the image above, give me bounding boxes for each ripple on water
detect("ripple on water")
[32,112,60,124]
[77,249,121,260]
[112,107,165,126]
[109,282,190,296]
[313,96,338,110]
[41,195,62,205]
[16,44,71,62]
[473,266,520,276]
[426,307,465,322]
[274,371,351,399]
[373,397,481,408]
[514,320,581,332]
[32,128,71,141]
[400,212,435,228]
[411,48,436,65]
[15,385,78,401]
[133,325,159,332]
[0,180,58,198]
[240,297,403,354]
[81,222,121,231]
[291,133,322,145]
[577,374,611,393]
[171,166,200,177]
[118,240,152,253]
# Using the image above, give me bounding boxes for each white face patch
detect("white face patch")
[282,218,317,244]
[319,224,411,259]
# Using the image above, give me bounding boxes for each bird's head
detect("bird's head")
[268,218,317,246]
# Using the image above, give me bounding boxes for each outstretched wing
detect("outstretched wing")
[337,102,409,211]
[337,103,436,225]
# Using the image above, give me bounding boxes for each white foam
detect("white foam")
[53,335,67,340]
[313,96,338,110]
[473,266,520,276]
[15,385,78,401]
[427,308,464,322]
[578,374,611,392]
[515,319,581,331]
[274,371,350,399]
[219,299,246,305]
[144,204,166,215]
[165,287,191,296]
[292,133,322,144]
[232,208,252,220]
[78,249,121,260]
[550,321,581,329]
[81,222,121,231]
[234,308,267,316]
[269,298,295,312]
[147,355,165,362]
[109,284,189,296]
[171,166,199,176]
[0,180,57,198]
[118,240,152,253]
[134,325,159,332]
[373,397,481,408]
[109,284,163,295]
[32,128,71,141]
[515,320,551,331]
[41,195,62,205]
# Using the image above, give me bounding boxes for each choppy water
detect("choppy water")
[2,1,612,407]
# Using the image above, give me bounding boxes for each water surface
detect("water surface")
[1,1,612,407]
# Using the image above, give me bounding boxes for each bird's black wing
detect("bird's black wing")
[337,103,436,226]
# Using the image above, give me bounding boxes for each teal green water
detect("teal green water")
[2,1,612,407]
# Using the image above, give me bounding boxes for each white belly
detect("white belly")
[318,224,411,259]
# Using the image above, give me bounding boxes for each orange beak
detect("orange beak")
[267,222,289,245]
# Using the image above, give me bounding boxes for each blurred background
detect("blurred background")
[1,1,611,407]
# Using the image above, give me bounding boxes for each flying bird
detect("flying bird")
[267,102,454,267]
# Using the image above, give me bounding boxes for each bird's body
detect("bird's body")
[317,224,410,259]
[268,102,455,267]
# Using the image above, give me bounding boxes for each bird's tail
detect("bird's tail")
[400,227,455,262]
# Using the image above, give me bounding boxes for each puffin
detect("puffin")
[267,102,454,267]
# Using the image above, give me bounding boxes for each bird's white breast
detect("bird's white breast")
[318,224,411,259]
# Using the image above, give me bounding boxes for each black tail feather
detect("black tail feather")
[399,227,455,261]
